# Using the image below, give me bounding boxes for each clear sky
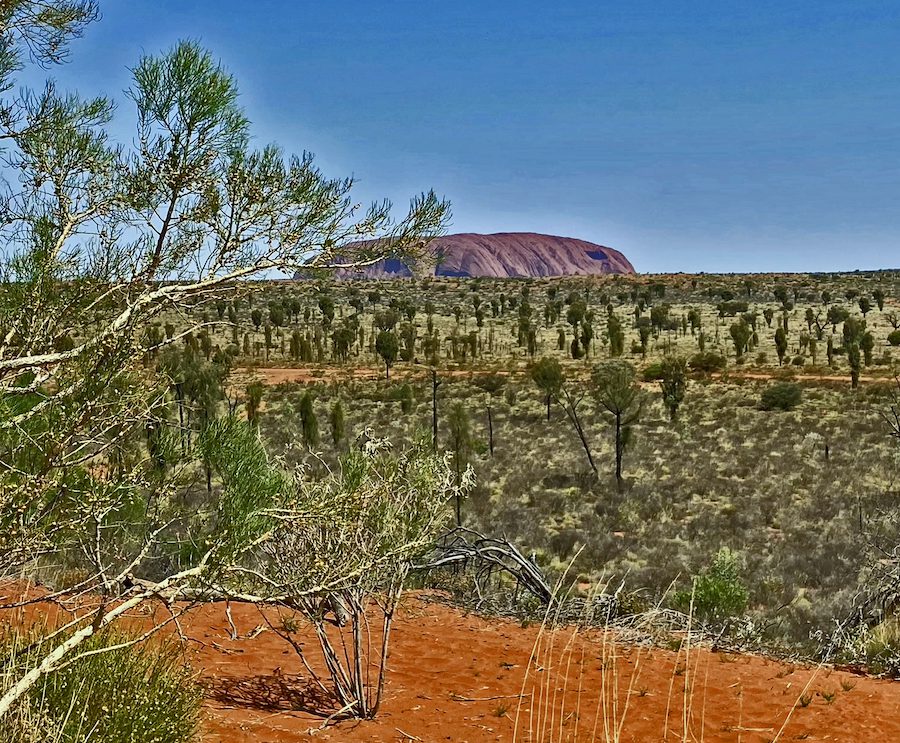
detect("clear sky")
[20,1,900,273]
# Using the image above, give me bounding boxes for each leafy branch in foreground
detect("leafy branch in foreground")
[0,21,450,723]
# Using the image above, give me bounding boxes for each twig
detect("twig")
[450,692,531,702]
[395,728,423,741]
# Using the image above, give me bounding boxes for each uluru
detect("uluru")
[320,232,635,279]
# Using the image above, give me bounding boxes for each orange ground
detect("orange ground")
[184,595,900,743]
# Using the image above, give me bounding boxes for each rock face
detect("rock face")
[322,232,635,279]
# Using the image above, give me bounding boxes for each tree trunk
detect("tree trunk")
[487,404,494,456]
[431,369,440,452]
[615,411,623,491]
[562,396,597,476]
[546,393,551,421]
[175,383,185,456]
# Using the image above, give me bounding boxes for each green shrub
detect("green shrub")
[688,351,727,374]
[888,329,900,347]
[389,382,415,414]
[674,547,749,624]
[1,630,202,743]
[760,381,803,411]
[641,361,665,381]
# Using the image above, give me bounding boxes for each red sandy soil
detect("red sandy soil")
[233,365,518,387]
[4,589,900,741]
[181,595,900,743]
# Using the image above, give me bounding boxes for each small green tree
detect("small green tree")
[330,399,346,446]
[375,330,399,380]
[446,401,473,526]
[246,381,264,429]
[475,373,505,456]
[299,391,319,446]
[607,314,625,357]
[659,355,688,421]
[396,382,415,414]
[530,356,564,421]
[260,438,463,720]
[860,331,875,366]
[774,326,788,366]
[591,360,642,490]
[848,342,861,389]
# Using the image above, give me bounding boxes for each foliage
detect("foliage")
[299,390,319,446]
[759,382,803,411]
[673,547,749,624]
[330,399,345,446]
[658,355,688,421]
[530,356,563,420]
[447,401,473,524]
[0,630,201,743]
[0,18,450,719]
[591,360,642,488]
[688,351,726,374]
[375,330,399,379]
[260,438,465,719]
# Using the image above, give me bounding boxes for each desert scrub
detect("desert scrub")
[0,629,202,743]
[759,381,803,411]
[674,547,749,624]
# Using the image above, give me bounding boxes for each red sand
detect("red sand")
[183,595,900,743]
[4,588,900,741]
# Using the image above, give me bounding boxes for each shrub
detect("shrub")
[760,381,802,411]
[1,630,202,743]
[888,329,900,347]
[674,547,749,624]
[299,390,319,446]
[688,351,727,374]
[389,383,415,414]
[641,362,664,381]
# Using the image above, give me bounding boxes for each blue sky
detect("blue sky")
[19,1,900,272]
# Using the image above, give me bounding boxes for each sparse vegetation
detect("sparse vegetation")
[2,1,900,738]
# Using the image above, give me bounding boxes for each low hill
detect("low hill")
[306,232,635,279]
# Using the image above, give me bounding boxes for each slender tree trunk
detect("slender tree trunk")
[546,393,551,421]
[615,411,623,491]
[561,394,597,475]
[431,369,440,452]
[175,384,185,456]
[487,403,494,456]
